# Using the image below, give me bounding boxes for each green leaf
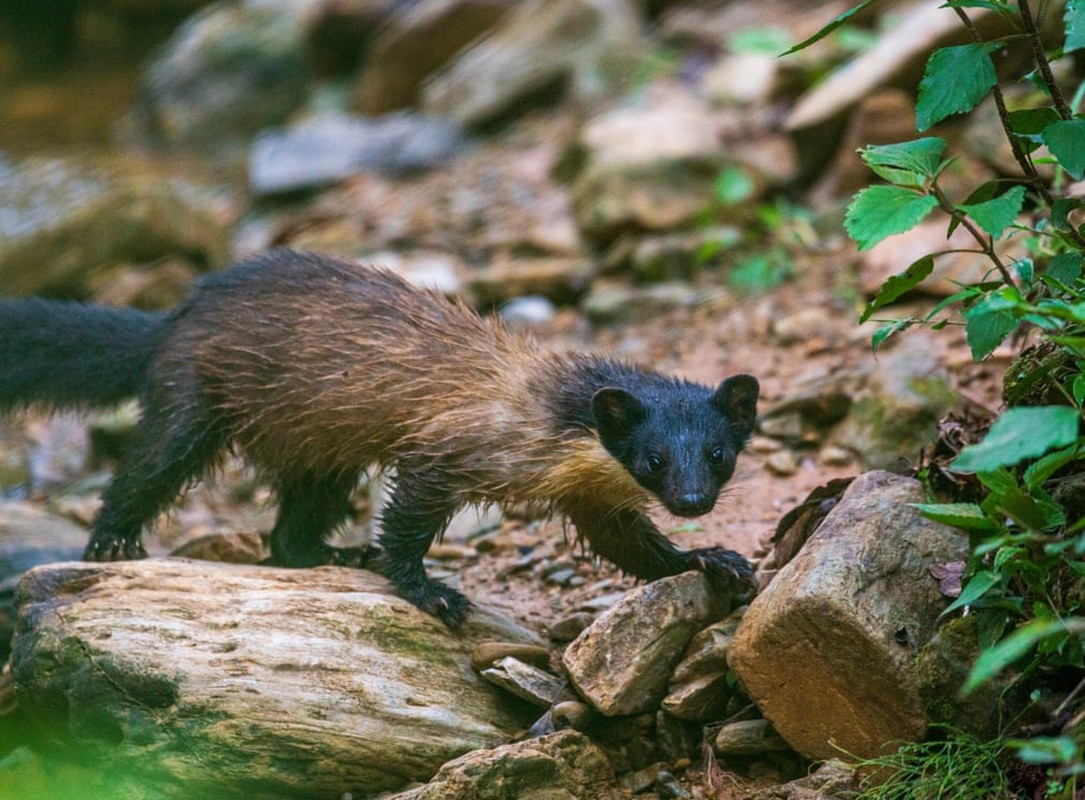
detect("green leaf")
[1042,120,1085,180]
[860,256,934,323]
[845,186,939,251]
[1024,445,1080,491]
[916,44,998,131]
[964,304,1019,360]
[1052,198,1085,231]
[952,406,1081,472]
[871,318,912,349]
[715,166,755,205]
[729,27,793,55]
[859,138,947,187]
[942,0,1013,9]
[1067,0,1085,53]
[1048,252,1084,285]
[779,0,884,55]
[963,619,1063,693]
[1011,736,1079,765]
[915,502,998,531]
[941,569,1001,617]
[957,185,1026,238]
[1009,108,1061,154]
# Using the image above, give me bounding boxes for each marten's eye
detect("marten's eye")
[708,447,724,465]
[646,454,665,473]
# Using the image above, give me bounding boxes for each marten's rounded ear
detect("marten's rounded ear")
[592,387,645,440]
[712,374,759,442]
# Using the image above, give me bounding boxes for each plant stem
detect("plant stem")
[933,186,1018,287]
[1018,0,1074,120]
[954,5,1085,252]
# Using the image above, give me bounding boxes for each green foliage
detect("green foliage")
[845,728,1010,800]
[915,44,998,131]
[952,407,1079,472]
[790,1,1085,786]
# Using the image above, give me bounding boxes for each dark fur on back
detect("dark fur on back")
[0,249,759,626]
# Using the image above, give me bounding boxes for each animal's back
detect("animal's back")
[162,250,545,480]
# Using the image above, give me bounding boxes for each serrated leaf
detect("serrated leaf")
[1024,445,1080,490]
[952,406,1081,472]
[1052,198,1085,230]
[860,256,934,323]
[1009,108,1061,154]
[957,185,1026,238]
[915,502,998,530]
[845,186,939,251]
[941,569,1000,617]
[1067,0,1085,53]
[1042,120,1085,179]
[779,0,884,55]
[860,138,947,186]
[1012,736,1080,765]
[964,305,1019,360]
[916,44,998,131]
[1048,252,1084,284]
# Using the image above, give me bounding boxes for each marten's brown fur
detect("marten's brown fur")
[0,249,759,626]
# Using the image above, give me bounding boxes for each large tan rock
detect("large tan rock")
[728,471,968,760]
[11,559,541,799]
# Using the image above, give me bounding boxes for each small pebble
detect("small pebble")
[765,450,800,476]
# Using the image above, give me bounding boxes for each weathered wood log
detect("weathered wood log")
[11,558,542,799]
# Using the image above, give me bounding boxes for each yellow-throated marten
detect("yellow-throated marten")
[0,249,759,626]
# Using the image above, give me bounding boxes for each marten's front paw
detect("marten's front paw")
[399,581,471,629]
[691,546,756,597]
[84,534,148,562]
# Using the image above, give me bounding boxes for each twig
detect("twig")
[1018,0,1074,120]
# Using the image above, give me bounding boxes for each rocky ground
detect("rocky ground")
[0,0,1050,797]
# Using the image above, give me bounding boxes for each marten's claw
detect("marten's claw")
[691,546,756,597]
[394,579,471,629]
[83,535,148,563]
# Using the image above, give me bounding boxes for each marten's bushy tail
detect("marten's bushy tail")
[0,298,166,411]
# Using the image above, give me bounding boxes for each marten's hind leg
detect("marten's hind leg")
[377,464,465,627]
[268,471,375,567]
[85,392,228,561]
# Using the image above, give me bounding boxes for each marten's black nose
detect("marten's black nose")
[671,493,713,517]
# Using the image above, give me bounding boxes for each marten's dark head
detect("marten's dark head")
[592,374,759,517]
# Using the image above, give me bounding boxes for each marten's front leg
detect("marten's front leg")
[377,464,467,627]
[564,501,756,595]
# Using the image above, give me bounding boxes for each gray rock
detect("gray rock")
[125,2,311,153]
[11,559,542,798]
[481,656,571,707]
[548,611,595,642]
[354,0,516,114]
[468,257,595,305]
[0,155,230,297]
[422,0,645,129]
[743,759,857,800]
[249,112,468,196]
[713,719,790,755]
[0,503,87,662]
[700,52,779,107]
[660,672,732,722]
[830,334,955,470]
[569,87,725,245]
[581,282,709,325]
[671,615,741,684]
[386,729,620,800]
[630,227,741,282]
[562,572,733,716]
[470,641,552,671]
[499,295,557,329]
[728,471,970,760]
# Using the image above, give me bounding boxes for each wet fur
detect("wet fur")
[0,249,758,626]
